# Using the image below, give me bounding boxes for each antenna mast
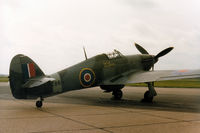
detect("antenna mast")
[83,46,88,60]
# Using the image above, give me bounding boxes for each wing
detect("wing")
[100,69,200,85]
[22,76,55,88]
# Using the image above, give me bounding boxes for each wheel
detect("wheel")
[36,100,43,108]
[112,89,123,100]
[143,91,153,102]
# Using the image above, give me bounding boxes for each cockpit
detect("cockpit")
[105,49,124,59]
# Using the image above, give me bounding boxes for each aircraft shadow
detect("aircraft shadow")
[46,94,200,114]
[1,85,200,113]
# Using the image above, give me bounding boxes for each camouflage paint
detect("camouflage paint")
[9,53,154,99]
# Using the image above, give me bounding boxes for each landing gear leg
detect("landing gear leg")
[112,89,123,100]
[142,82,157,102]
[36,97,43,108]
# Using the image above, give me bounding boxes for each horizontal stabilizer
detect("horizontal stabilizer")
[22,76,55,88]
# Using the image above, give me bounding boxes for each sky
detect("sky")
[1,0,200,75]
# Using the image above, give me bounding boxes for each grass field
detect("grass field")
[128,78,200,88]
[0,77,200,88]
[0,77,9,82]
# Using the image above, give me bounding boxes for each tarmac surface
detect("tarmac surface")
[0,82,200,133]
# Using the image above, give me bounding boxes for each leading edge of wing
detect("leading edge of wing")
[100,69,200,85]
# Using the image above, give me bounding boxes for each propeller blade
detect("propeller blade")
[135,43,149,54]
[155,47,174,59]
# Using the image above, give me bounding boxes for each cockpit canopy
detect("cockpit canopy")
[106,49,123,59]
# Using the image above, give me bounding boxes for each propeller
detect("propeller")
[135,43,149,54]
[155,47,174,59]
[134,43,174,71]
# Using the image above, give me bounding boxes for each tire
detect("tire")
[36,101,43,108]
[144,91,153,102]
[113,89,123,100]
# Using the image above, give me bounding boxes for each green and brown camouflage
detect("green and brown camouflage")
[9,44,200,107]
[9,50,154,99]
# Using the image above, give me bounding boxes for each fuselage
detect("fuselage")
[9,53,154,99]
[49,53,154,96]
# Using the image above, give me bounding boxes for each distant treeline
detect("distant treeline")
[0,74,8,77]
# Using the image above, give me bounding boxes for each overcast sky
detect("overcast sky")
[1,0,200,74]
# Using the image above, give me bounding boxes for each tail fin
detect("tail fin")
[9,54,45,99]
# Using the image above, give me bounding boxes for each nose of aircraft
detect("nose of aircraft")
[135,43,173,71]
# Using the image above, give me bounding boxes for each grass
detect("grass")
[0,77,9,82]
[0,76,199,88]
[128,78,200,88]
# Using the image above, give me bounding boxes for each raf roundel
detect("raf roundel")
[79,68,96,87]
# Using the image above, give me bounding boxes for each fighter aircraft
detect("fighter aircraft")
[9,43,200,108]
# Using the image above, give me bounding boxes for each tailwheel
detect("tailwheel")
[142,90,153,102]
[112,89,123,100]
[36,97,43,108]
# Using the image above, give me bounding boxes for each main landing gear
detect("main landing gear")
[100,85,124,100]
[142,82,157,102]
[112,89,123,100]
[36,97,43,108]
